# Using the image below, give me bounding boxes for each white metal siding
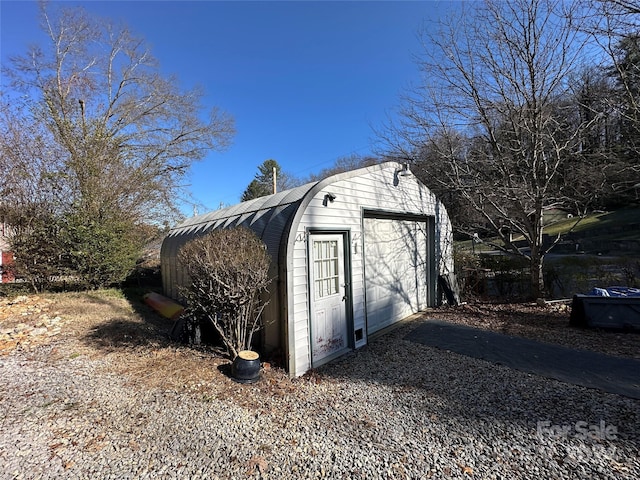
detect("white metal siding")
[287,164,453,376]
[363,217,428,334]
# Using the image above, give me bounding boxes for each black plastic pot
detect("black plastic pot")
[231,350,261,383]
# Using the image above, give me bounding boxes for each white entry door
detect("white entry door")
[309,234,349,365]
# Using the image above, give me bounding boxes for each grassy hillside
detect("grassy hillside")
[543,207,640,240]
[458,207,640,255]
[453,208,640,299]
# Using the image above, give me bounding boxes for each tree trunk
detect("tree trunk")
[530,251,545,300]
[530,203,545,300]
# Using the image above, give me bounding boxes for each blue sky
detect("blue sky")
[1,1,455,215]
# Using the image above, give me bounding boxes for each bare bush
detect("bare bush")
[178,228,271,358]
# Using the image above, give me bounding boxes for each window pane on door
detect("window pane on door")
[313,240,339,298]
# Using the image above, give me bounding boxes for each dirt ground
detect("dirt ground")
[0,290,298,406]
[1,290,638,397]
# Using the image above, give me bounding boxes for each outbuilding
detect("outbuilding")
[0,220,14,284]
[161,162,453,376]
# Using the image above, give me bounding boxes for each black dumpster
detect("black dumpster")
[570,294,640,331]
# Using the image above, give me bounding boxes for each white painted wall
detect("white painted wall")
[363,217,429,334]
[161,162,453,377]
[285,164,453,376]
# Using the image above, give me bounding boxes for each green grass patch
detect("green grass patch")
[543,207,640,237]
[456,207,640,253]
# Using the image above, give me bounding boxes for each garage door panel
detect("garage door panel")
[364,217,428,335]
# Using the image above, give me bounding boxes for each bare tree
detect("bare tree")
[583,1,640,202]
[301,154,380,183]
[7,3,234,220]
[0,98,71,291]
[1,3,235,287]
[380,0,593,299]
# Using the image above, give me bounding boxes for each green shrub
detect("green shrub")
[453,248,482,300]
[63,213,144,289]
[9,211,68,293]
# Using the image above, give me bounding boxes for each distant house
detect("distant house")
[542,207,573,225]
[0,219,14,283]
[161,162,454,376]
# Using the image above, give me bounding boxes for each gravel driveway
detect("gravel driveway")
[1,297,639,479]
[409,319,640,399]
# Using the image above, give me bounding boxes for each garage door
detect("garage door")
[364,216,429,335]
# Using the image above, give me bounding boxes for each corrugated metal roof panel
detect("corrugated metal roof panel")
[172,181,317,233]
[162,180,320,299]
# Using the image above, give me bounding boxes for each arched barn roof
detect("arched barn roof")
[162,162,422,299]
[161,179,321,299]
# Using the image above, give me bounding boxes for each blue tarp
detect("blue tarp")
[587,286,640,297]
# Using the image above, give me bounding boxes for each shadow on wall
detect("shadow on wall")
[363,218,429,321]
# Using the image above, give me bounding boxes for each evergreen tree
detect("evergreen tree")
[241,159,288,201]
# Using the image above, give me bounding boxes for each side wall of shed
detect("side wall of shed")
[286,164,453,376]
[160,198,310,356]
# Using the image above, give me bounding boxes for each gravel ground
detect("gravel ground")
[0,296,639,479]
